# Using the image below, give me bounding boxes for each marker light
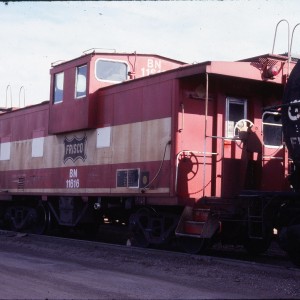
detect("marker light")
[266,65,280,78]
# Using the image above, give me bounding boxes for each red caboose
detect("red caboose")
[0,50,296,254]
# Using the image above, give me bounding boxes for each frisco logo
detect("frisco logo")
[63,135,87,163]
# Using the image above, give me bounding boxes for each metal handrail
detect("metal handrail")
[19,86,25,107]
[271,20,300,78]
[272,19,290,55]
[5,85,12,108]
[83,48,116,54]
[271,19,291,77]
[289,23,300,62]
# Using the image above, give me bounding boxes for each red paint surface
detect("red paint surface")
[0,53,295,206]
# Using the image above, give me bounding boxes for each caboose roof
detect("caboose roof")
[239,53,299,63]
[50,51,186,68]
[96,52,297,93]
[238,53,290,63]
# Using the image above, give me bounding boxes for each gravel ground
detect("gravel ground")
[0,231,299,299]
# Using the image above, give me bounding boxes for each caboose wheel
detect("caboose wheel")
[129,207,172,248]
[5,202,51,234]
[177,236,210,254]
[29,203,51,235]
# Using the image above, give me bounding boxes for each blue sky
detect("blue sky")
[0,0,299,106]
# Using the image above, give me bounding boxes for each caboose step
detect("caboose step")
[192,208,210,222]
[184,221,205,235]
[175,206,220,238]
[202,196,220,204]
[202,196,232,205]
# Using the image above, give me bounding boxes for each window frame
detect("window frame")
[75,64,88,99]
[94,58,129,83]
[53,72,64,104]
[225,97,247,138]
[262,111,283,148]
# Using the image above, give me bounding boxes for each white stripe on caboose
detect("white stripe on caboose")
[0,117,171,171]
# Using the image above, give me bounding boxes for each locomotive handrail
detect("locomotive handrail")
[175,150,218,193]
[262,122,282,127]
[263,101,300,112]
[289,23,300,63]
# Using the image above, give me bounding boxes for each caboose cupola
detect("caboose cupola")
[48,51,185,134]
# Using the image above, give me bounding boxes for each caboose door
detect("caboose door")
[221,97,249,197]
[261,111,288,191]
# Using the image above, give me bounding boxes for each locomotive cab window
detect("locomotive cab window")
[225,97,247,138]
[95,59,128,82]
[262,112,282,147]
[75,65,87,99]
[53,72,64,104]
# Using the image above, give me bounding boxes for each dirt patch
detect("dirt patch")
[0,232,299,299]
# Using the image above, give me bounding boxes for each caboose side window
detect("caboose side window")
[225,97,247,138]
[75,65,87,99]
[53,72,64,104]
[262,112,282,147]
[95,59,128,82]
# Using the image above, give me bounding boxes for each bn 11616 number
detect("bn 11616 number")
[66,179,80,188]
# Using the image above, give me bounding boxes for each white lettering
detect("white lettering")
[154,60,161,69]
[65,143,84,155]
[147,59,154,68]
[69,169,78,178]
[66,179,80,189]
[66,169,79,188]
[141,59,162,77]
[147,59,161,69]
[288,99,300,121]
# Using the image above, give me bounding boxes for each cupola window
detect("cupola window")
[53,72,64,103]
[95,59,128,82]
[75,65,87,99]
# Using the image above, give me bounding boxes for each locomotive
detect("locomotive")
[0,46,299,265]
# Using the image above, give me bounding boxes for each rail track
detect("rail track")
[88,224,300,270]
[0,226,297,271]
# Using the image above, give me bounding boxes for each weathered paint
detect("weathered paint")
[0,52,296,207]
